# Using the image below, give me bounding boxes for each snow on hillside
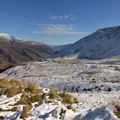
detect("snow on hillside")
[0,57,120,119]
[0,33,17,42]
[50,26,120,59]
[0,33,44,45]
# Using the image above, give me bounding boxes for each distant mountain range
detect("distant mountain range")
[51,25,120,59]
[49,44,71,51]
[0,33,55,71]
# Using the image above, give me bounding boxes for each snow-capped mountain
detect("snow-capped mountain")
[51,25,120,59]
[0,33,55,71]
[0,33,16,42]
[0,33,44,45]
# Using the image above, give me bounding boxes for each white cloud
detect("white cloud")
[32,24,87,36]
[29,23,35,25]
[49,15,69,20]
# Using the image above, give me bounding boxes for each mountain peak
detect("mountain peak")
[0,33,16,42]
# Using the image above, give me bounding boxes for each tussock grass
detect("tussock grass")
[20,104,33,119]
[59,91,79,104]
[31,94,42,102]
[49,88,58,99]
[113,102,120,118]
[0,78,42,119]
[0,78,79,119]
[67,105,76,112]
[0,78,8,88]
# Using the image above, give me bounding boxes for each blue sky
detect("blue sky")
[0,0,120,45]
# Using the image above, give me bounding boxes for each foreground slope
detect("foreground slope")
[0,33,55,70]
[0,58,120,119]
[51,26,120,59]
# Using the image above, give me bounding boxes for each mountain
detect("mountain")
[49,44,71,51]
[0,33,55,70]
[51,25,120,59]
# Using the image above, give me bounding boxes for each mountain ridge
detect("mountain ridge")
[50,25,120,59]
[0,33,55,70]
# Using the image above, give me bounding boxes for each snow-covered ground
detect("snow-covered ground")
[0,57,120,120]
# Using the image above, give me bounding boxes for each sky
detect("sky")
[0,0,120,45]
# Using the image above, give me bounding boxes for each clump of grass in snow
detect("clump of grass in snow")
[59,91,79,104]
[49,88,58,99]
[20,104,33,119]
[59,108,66,119]
[113,102,120,118]
[0,78,79,119]
[0,78,42,119]
[67,105,76,112]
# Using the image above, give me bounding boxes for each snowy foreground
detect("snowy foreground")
[0,58,120,120]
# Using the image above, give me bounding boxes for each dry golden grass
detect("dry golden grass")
[0,78,79,119]
[0,78,8,88]
[20,104,33,119]
[59,91,79,104]
[49,88,58,99]
[31,94,42,102]
[113,102,120,118]
[25,83,42,94]
[67,105,76,112]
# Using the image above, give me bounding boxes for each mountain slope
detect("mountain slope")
[49,44,71,51]
[51,25,120,59]
[0,33,55,70]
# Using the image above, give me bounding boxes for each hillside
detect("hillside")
[0,33,55,71]
[49,44,71,51]
[51,26,120,59]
